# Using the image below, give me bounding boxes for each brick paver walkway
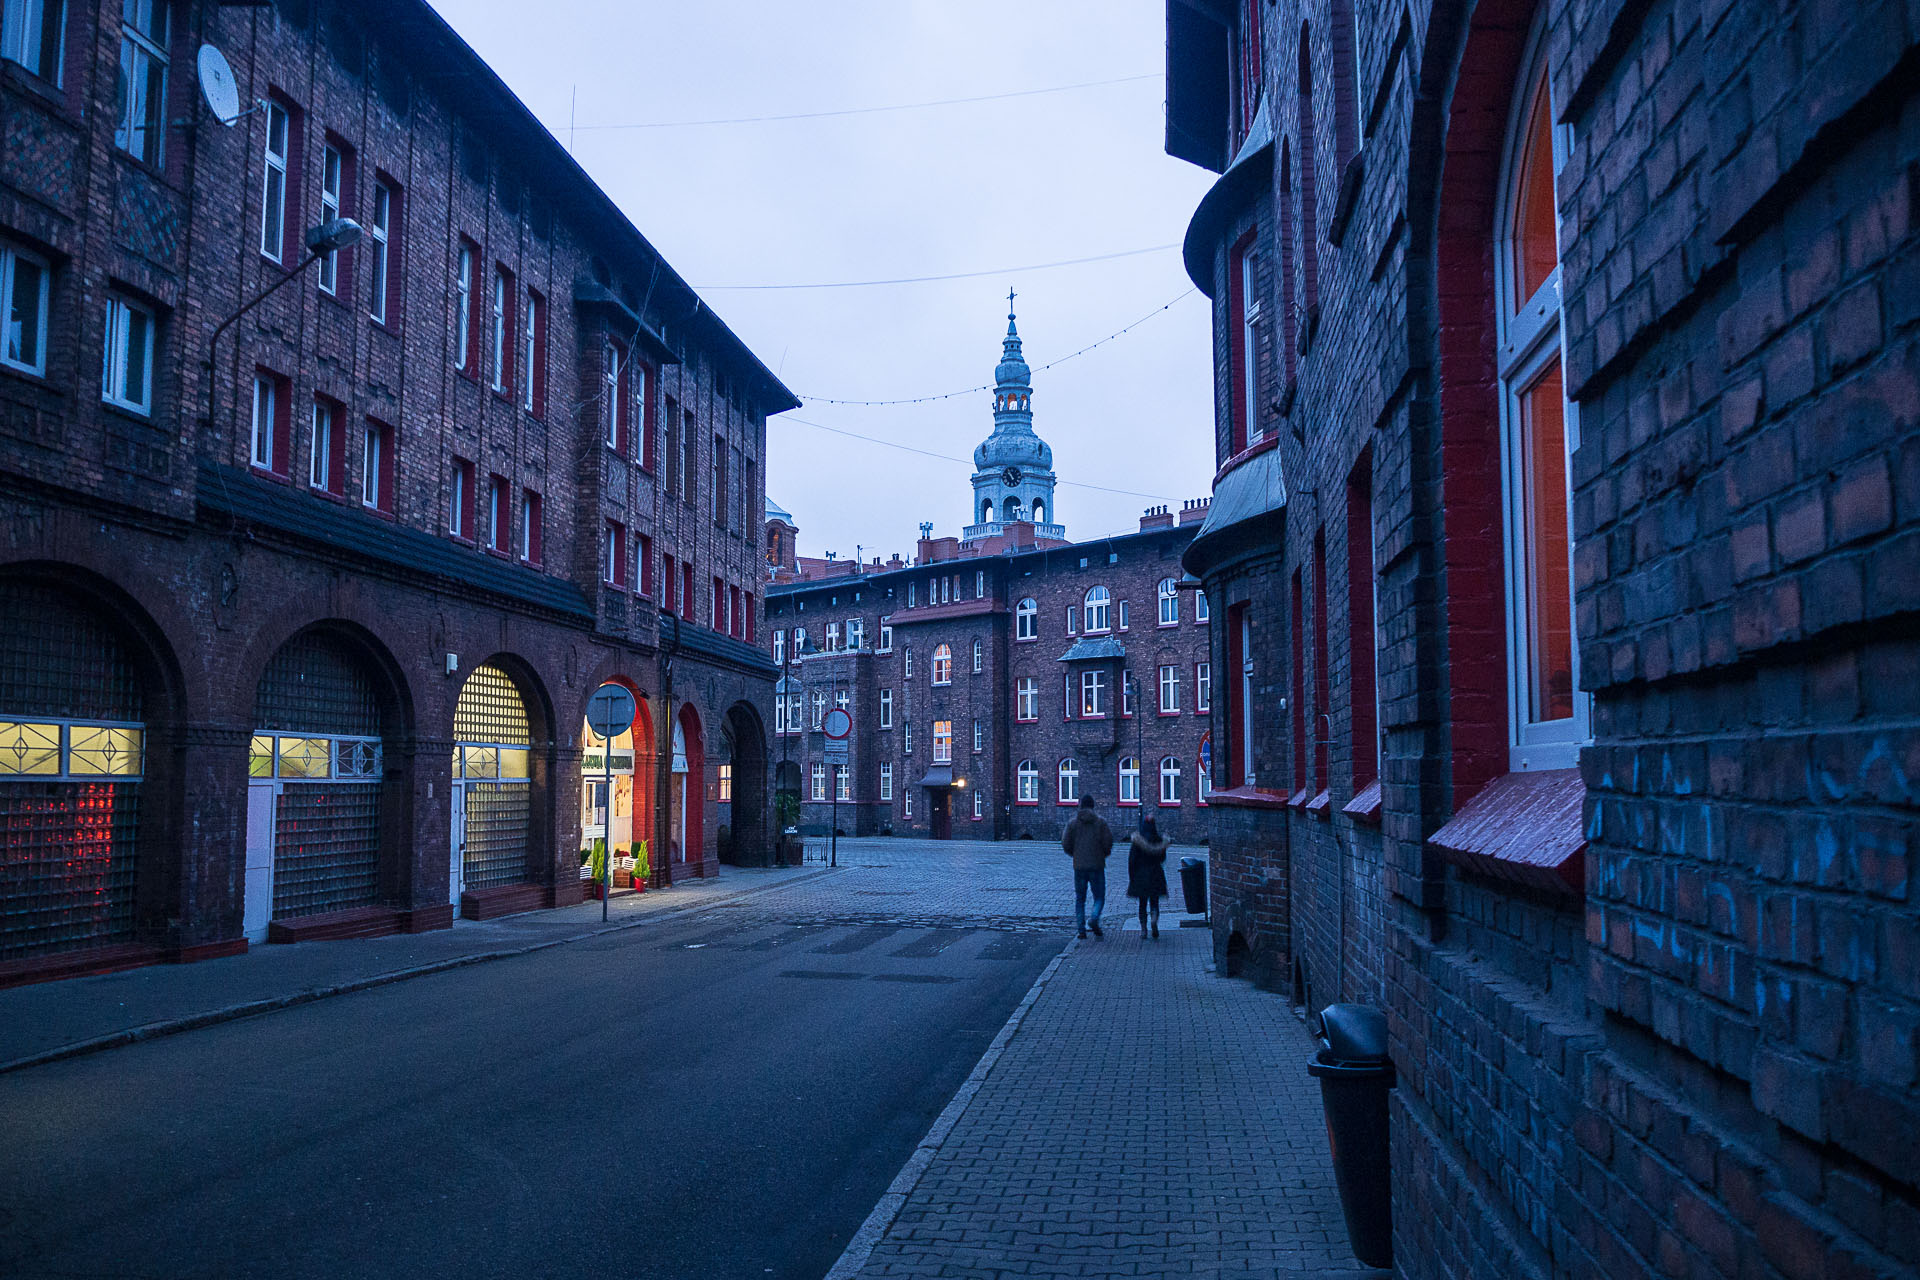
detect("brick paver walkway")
[840,914,1382,1279]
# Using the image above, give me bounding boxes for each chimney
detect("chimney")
[1139,504,1176,532]
[1178,497,1212,525]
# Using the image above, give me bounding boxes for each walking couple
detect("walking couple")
[1060,794,1170,939]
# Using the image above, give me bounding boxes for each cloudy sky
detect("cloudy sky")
[431,1,1218,561]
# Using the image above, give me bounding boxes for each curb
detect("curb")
[823,934,1076,1280]
[0,866,840,1077]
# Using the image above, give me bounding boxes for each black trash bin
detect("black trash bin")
[1308,1003,1395,1269]
[1178,856,1206,915]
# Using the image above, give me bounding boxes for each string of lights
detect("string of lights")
[695,244,1178,292]
[794,288,1199,406]
[567,73,1157,131]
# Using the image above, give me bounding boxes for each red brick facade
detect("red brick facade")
[1170,0,1919,1275]
[0,0,792,984]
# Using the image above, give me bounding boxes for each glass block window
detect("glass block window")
[254,630,381,736]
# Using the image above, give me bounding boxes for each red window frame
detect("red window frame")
[525,288,548,418]
[491,264,515,397]
[638,533,654,597]
[1347,462,1378,791]
[637,361,657,471]
[1312,526,1331,796]
[455,236,482,377]
[682,562,694,622]
[1291,569,1306,794]
[663,553,677,612]
[521,489,542,564]
[250,367,292,479]
[449,456,475,540]
[487,473,509,553]
[364,418,396,515]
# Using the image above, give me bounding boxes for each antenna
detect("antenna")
[195,45,247,126]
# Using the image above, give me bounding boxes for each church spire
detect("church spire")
[967,295,1059,541]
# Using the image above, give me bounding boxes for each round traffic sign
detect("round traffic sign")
[587,682,637,739]
[822,707,853,739]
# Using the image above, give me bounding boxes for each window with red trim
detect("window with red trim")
[1347,459,1379,791]
[448,457,475,540]
[681,561,694,621]
[523,288,546,418]
[1227,230,1260,453]
[663,553,676,612]
[487,473,509,553]
[1290,569,1306,794]
[637,361,656,470]
[1312,526,1330,796]
[490,266,513,396]
[520,489,542,564]
[454,238,481,375]
[362,418,394,514]
[638,533,654,597]
[249,368,291,477]
[605,521,627,588]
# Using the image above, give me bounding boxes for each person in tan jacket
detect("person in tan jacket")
[1061,795,1115,939]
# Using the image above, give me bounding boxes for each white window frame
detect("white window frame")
[1157,578,1179,626]
[1065,606,1078,636]
[1495,21,1588,773]
[972,719,983,752]
[904,789,913,818]
[367,179,393,324]
[1015,677,1037,722]
[454,245,473,371]
[811,762,826,801]
[1196,662,1212,713]
[1196,591,1211,623]
[1159,756,1182,805]
[604,522,623,587]
[260,100,290,263]
[903,720,912,753]
[1123,671,1136,717]
[1159,664,1181,714]
[975,569,985,597]
[487,475,508,552]
[880,762,893,801]
[878,624,893,653]
[931,643,952,686]
[448,462,468,537]
[1016,597,1038,640]
[317,142,342,294]
[836,764,851,801]
[1119,756,1140,805]
[1238,607,1256,787]
[879,687,893,729]
[361,421,384,509]
[309,400,333,490]
[490,267,508,392]
[520,491,538,562]
[114,0,168,166]
[1017,760,1039,803]
[1117,599,1130,631]
[825,621,842,652]
[933,720,952,764]
[0,241,50,376]
[1239,247,1261,445]
[772,630,785,666]
[250,374,277,470]
[100,294,154,415]
[972,789,983,820]
[1084,585,1111,633]
[848,617,864,650]
[971,638,982,673]
[2,0,67,83]
[1080,669,1107,718]
[1057,758,1079,804]
[522,293,538,411]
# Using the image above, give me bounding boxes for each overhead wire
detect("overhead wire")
[568,73,1157,131]
[696,244,1179,292]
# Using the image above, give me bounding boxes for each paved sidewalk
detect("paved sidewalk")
[0,862,825,1072]
[837,915,1387,1279]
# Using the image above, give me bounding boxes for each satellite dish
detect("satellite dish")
[197,44,241,126]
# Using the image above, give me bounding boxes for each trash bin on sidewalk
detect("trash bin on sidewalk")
[1307,1003,1395,1269]
[1178,856,1206,915]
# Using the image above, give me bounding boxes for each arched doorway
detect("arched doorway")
[580,686,653,875]
[670,703,704,869]
[246,627,398,936]
[720,702,768,865]
[450,663,535,904]
[0,580,159,961]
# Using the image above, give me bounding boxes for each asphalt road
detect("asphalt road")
[0,906,1064,1280]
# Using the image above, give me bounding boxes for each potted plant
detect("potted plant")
[632,839,650,892]
[584,838,608,899]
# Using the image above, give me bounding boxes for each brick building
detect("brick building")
[0,0,794,985]
[1168,0,1918,1276]
[765,313,1215,845]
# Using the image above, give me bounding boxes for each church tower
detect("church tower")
[963,297,1064,542]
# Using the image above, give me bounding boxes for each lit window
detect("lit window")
[1084,586,1111,633]
[2,0,66,82]
[367,178,394,324]
[933,720,952,763]
[1080,669,1107,718]
[1016,597,1038,640]
[101,294,154,415]
[1498,47,1587,771]
[1057,758,1079,804]
[1159,665,1181,714]
[1119,756,1140,804]
[879,687,893,729]
[718,763,732,802]
[880,762,893,801]
[1159,756,1182,805]
[317,143,343,294]
[1196,662,1212,713]
[1017,759,1039,803]
[114,0,169,166]
[931,643,951,686]
[0,241,50,376]
[1157,578,1179,626]
[1015,677,1037,721]
[260,101,290,262]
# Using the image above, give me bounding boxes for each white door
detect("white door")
[243,781,277,941]
[449,782,466,906]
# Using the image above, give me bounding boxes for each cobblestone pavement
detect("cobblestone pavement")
[838,902,1382,1279]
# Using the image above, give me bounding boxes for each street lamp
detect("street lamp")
[203,218,363,425]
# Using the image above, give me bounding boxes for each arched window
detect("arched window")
[1017,759,1039,803]
[1083,586,1111,633]
[1157,577,1180,626]
[1033,499,1046,524]
[982,498,995,523]
[971,638,983,673]
[1005,498,1023,521]
[1497,23,1585,770]
[1015,597,1038,641]
[1159,756,1182,805]
[1057,757,1079,804]
[931,643,952,686]
[1118,756,1140,805]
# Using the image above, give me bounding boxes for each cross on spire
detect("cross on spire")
[1007,287,1016,316]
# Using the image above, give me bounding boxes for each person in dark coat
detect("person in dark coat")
[1126,816,1170,939]
[1061,795,1115,939]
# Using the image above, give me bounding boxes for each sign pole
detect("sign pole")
[601,741,613,923]
[830,768,839,868]
[586,682,638,925]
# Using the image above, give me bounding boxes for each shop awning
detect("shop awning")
[917,765,955,789]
